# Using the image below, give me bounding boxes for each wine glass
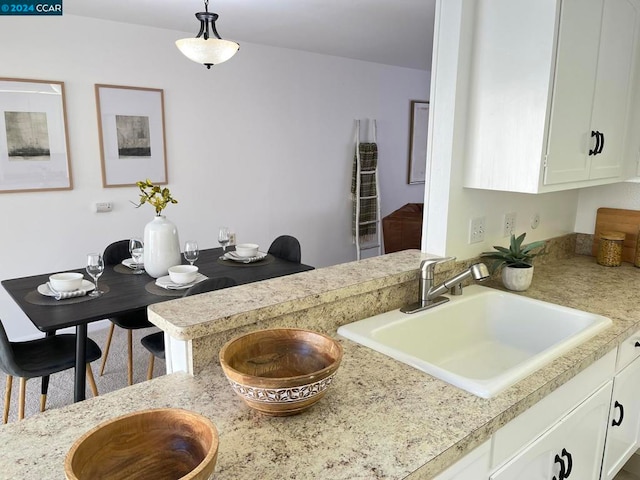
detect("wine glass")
[184,240,199,265]
[129,238,144,274]
[86,253,104,297]
[218,227,230,252]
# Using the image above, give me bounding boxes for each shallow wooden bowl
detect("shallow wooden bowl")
[219,328,343,416]
[64,408,219,480]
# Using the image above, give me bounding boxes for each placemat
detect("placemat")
[216,253,275,267]
[145,281,184,297]
[114,264,145,275]
[25,284,112,306]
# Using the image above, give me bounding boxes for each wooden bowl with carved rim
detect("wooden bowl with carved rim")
[64,408,219,480]
[219,328,343,416]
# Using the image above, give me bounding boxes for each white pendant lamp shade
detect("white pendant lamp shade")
[176,38,239,67]
[176,0,239,69]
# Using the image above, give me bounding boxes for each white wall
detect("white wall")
[424,0,579,259]
[0,15,428,339]
[575,182,640,233]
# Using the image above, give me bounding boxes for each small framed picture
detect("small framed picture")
[0,77,72,193]
[408,100,429,185]
[95,84,168,187]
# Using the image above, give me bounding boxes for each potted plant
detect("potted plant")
[480,233,546,291]
[132,179,181,278]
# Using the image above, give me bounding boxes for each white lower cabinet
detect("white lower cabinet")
[601,334,640,479]
[490,381,613,480]
[432,335,640,480]
[432,440,490,480]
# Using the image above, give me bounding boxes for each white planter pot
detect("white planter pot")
[501,265,534,291]
[143,215,181,278]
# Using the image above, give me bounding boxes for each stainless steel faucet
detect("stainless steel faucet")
[401,258,490,314]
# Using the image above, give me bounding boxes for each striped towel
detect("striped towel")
[352,143,378,242]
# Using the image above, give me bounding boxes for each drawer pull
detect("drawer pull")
[589,130,600,156]
[553,453,563,480]
[634,341,640,348]
[553,448,573,480]
[562,448,573,478]
[612,400,625,427]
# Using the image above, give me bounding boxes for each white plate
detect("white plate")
[122,258,144,268]
[224,251,268,263]
[37,280,96,297]
[155,273,208,290]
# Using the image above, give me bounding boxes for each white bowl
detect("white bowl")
[49,272,84,292]
[168,265,198,285]
[235,243,259,257]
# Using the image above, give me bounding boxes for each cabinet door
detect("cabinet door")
[490,382,612,480]
[601,357,640,480]
[432,440,490,480]
[589,0,640,180]
[544,0,603,185]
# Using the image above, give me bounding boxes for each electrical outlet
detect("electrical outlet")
[95,202,113,213]
[531,212,541,229]
[469,216,486,244]
[503,212,516,237]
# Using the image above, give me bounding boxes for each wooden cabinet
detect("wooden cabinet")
[601,331,640,480]
[490,382,612,480]
[463,0,640,193]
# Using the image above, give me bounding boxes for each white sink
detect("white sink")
[337,285,611,398]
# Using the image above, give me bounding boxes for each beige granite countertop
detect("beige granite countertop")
[146,249,432,341]
[1,254,639,479]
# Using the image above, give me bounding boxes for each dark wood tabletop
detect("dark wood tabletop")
[1,247,314,333]
[1,246,314,402]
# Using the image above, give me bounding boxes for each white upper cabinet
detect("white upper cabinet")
[463,0,640,193]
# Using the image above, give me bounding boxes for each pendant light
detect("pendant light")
[176,0,240,69]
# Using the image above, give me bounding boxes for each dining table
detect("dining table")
[1,246,314,402]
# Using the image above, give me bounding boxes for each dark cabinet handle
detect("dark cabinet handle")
[553,449,573,479]
[553,453,565,480]
[598,132,605,154]
[589,130,600,155]
[612,400,625,427]
[635,341,640,348]
[562,448,573,478]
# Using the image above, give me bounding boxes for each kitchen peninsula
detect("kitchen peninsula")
[0,237,638,479]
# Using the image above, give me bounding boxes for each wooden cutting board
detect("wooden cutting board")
[592,207,640,263]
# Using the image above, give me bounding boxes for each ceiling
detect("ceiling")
[64,0,436,71]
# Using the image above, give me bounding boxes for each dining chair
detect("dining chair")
[267,235,302,263]
[0,319,101,423]
[140,277,237,380]
[100,239,154,386]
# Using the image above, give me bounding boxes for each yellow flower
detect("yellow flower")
[132,179,178,215]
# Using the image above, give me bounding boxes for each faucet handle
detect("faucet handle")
[419,256,456,279]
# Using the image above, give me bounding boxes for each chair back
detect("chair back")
[103,240,131,266]
[268,235,301,263]
[0,319,20,377]
[183,277,237,297]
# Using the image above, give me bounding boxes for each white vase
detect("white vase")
[143,215,181,278]
[501,265,534,291]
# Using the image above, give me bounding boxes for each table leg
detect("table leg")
[41,331,55,407]
[74,324,87,402]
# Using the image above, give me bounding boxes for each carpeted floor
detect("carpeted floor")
[1,325,166,424]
